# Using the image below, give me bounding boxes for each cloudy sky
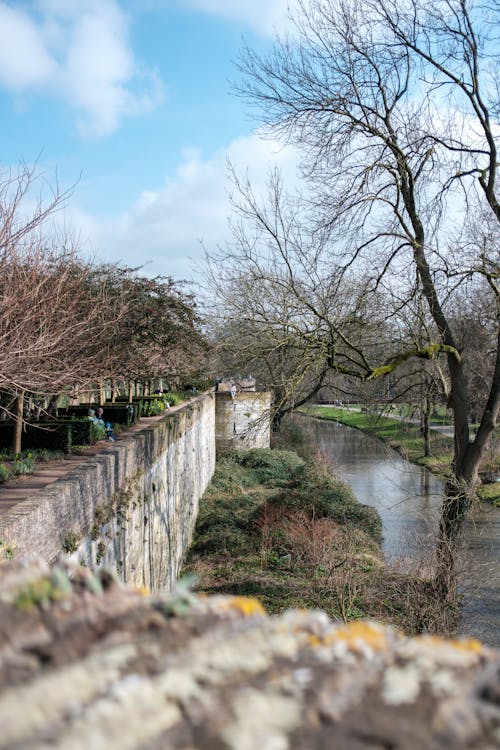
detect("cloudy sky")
[0,0,299,279]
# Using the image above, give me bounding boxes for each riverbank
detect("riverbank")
[182,440,459,635]
[300,406,500,506]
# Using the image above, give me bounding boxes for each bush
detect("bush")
[262,464,382,543]
[189,448,382,560]
[0,422,72,452]
[11,456,35,476]
[0,418,106,453]
[230,448,306,487]
[61,404,138,425]
[193,493,257,556]
[70,418,106,445]
[207,457,257,494]
[163,391,183,406]
[141,398,166,416]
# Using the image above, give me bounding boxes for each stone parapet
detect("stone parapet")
[0,395,216,591]
[0,559,498,749]
[215,391,272,452]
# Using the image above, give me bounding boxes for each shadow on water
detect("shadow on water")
[296,415,500,647]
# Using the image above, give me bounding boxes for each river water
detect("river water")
[297,415,500,647]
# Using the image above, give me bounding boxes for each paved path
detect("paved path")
[0,399,195,517]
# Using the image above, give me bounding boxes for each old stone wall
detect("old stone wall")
[0,559,499,749]
[215,391,272,452]
[0,394,216,591]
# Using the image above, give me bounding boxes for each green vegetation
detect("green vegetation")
[301,406,499,505]
[0,540,14,560]
[14,566,111,610]
[0,450,53,484]
[61,531,81,554]
[183,445,456,634]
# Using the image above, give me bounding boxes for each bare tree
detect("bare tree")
[229,0,499,543]
[0,167,132,451]
[206,168,416,417]
[1,166,209,452]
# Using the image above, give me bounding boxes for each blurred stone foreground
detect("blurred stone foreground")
[0,560,499,750]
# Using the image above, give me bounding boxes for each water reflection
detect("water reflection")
[297,415,500,647]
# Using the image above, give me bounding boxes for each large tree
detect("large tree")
[215,0,498,542]
[0,167,208,451]
[0,166,106,451]
[88,267,208,398]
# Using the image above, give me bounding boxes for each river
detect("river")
[297,415,500,648]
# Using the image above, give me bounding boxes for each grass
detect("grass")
[183,444,457,635]
[0,448,67,484]
[301,405,499,505]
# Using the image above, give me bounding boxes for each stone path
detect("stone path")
[0,400,192,517]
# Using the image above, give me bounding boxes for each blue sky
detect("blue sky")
[0,0,299,279]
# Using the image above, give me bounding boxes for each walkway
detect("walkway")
[0,399,194,517]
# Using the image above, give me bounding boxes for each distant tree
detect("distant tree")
[95,268,208,394]
[206,168,396,418]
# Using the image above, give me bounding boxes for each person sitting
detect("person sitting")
[95,407,115,441]
[88,408,108,440]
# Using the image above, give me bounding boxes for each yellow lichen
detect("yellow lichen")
[450,638,483,653]
[307,634,334,648]
[225,597,267,617]
[334,622,388,651]
[308,622,388,652]
[418,635,483,653]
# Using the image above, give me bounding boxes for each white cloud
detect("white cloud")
[0,0,162,138]
[69,132,301,279]
[176,0,295,36]
[0,4,55,88]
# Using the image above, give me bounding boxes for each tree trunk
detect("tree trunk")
[422,397,431,458]
[98,381,106,406]
[128,381,134,402]
[12,391,24,456]
[47,394,58,416]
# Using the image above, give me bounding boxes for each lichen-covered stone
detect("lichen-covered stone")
[0,559,499,749]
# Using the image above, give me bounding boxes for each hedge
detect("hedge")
[0,419,105,453]
[58,404,139,425]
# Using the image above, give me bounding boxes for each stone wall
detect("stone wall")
[215,391,272,452]
[0,394,216,591]
[0,559,499,749]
